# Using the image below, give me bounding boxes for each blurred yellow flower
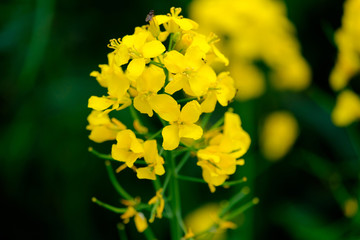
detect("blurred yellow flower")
[185,203,236,240]
[189,0,311,100]
[332,90,360,126]
[330,0,360,91]
[260,111,299,161]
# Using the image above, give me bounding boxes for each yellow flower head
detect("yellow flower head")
[332,90,360,126]
[155,7,199,33]
[148,188,165,222]
[86,110,126,143]
[152,99,203,150]
[197,112,250,192]
[111,130,144,167]
[121,206,148,233]
[164,46,217,96]
[260,111,299,160]
[330,0,360,91]
[136,140,165,180]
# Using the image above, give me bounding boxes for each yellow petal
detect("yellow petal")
[127,58,146,78]
[150,94,180,122]
[136,167,156,180]
[134,212,148,232]
[189,64,216,96]
[332,90,360,126]
[180,100,202,123]
[144,140,158,164]
[164,51,186,73]
[134,94,153,117]
[88,96,113,111]
[89,126,117,143]
[165,74,187,95]
[133,31,149,51]
[162,124,180,150]
[173,18,198,31]
[154,15,170,25]
[179,123,203,140]
[201,92,217,113]
[138,66,165,93]
[142,40,166,58]
[114,44,130,66]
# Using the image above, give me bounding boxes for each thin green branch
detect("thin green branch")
[92,197,127,214]
[177,97,198,103]
[143,226,157,240]
[117,223,128,240]
[177,175,207,184]
[89,147,113,160]
[219,187,250,218]
[175,151,192,173]
[223,198,259,221]
[105,160,133,200]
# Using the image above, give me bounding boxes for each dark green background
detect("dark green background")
[1,0,359,239]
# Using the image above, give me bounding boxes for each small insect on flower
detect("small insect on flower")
[145,10,155,22]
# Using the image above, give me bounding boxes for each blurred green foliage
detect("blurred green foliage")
[1,0,359,239]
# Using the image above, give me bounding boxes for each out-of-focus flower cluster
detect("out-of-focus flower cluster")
[190,0,311,101]
[87,7,251,232]
[330,0,360,126]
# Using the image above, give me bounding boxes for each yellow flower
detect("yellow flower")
[136,140,165,180]
[152,98,203,150]
[330,0,360,91]
[332,90,360,126]
[155,7,198,33]
[86,110,126,143]
[133,65,166,117]
[189,0,311,96]
[197,112,250,192]
[184,203,236,240]
[111,130,144,167]
[148,188,165,222]
[109,28,166,79]
[121,206,148,233]
[201,72,236,113]
[230,61,265,101]
[164,46,217,96]
[88,53,132,113]
[260,111,299,161]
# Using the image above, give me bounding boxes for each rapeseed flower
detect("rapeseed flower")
[88,7,254,238]
[189,0,311,100]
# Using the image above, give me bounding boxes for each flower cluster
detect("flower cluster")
[189,0,311,100]
[87,7,251,233]
[330,0,360,126]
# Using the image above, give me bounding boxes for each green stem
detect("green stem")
[149,60,165,69]
[210,116,224,130]
[89,147,113,160]
[219,187,250,218]
[168,33,174,51]
[143,227,157,240]
[222,177,248,187]
[117,223,128,240]
[177,97,198,103]
[175,151,192,173]
[223,198,259,221]
[92,197,127,214]
[169,151,185,239]
[177,174,207,184]
[148,129,162,140]
[201,112,212,129]
[105,161,133,200]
